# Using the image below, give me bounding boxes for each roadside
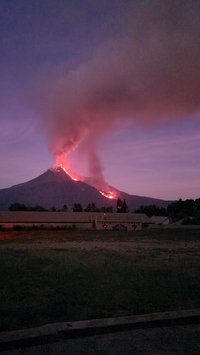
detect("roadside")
[1,309,200,354]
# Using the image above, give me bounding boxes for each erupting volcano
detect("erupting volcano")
[54,161,117,200]
[0,166,170,211]
[1,0,199,203]
[55,164,80,182]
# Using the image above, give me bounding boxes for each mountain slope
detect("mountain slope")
[0,168,170,210]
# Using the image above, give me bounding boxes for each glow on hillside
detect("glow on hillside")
[99,190,117,200]
[57,163,79,181]
[55,158,117,199]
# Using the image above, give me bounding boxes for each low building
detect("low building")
[150,216,171,226]
[0,211,151,231]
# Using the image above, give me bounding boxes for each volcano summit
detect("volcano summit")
[0,167,169,211]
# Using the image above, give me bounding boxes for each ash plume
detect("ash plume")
[35,0,200,189]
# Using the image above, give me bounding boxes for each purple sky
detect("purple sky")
[0,0,200,200]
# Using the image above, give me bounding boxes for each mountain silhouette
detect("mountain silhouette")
[0,167,170,211]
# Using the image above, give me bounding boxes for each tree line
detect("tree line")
[135,198,200,224]
[9,198,200,224]
[9,199,127,213]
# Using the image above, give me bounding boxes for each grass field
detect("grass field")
[0,228,200,332]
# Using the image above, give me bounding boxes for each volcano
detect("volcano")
[0,167,170,211]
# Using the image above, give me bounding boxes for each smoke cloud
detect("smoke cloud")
[36,0,200,189]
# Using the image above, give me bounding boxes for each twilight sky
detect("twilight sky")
[0,0,200,200]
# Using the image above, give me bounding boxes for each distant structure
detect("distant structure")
[150,216,171,226]
[0,212,152,231]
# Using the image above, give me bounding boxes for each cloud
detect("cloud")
[33,0,200,189]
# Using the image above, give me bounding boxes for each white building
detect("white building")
[0,212,152,231]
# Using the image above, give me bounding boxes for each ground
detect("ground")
[0,228,200,332]
[3,324,200,355]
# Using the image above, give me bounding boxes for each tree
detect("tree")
[167,199,195,222]
[84,202,98,212]
[91,202,97,212]
[61,204,68,212]
[117,198,123,213]
[117,198,128,213]
[100,206,113,213]
[106,206,113,213]
[73,203,83,212]
[9,203,27,211]
[9,203,47,212]
[30,205,47,211]
[122,199,128,213]
[135,205,167,217]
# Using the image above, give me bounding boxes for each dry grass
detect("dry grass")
[0,228,200,332]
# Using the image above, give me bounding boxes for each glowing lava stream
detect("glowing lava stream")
[56,164,117,200]
[57,164,79,181]
[99,190,116,200]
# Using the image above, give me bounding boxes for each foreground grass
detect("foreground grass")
[1,227,200,243]
[0,245,200,331]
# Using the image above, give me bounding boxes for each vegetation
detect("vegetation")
[117,198,128,213]
[9,203,48,212]
[73,203,83,212]
[84,202,98,212]
[167,198,200,224]
[0,229,199,332]
[135,205,167,217]
[8,202,114,213]
[8,198,200,225]
[135,198,200,224]
[84,203,114,213]
[1,228,200,242]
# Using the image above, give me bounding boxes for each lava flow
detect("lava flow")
[56,163,80,181]
[55,163,117,200]
[99,190,117,200]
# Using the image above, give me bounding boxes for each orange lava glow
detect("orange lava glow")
[57,163,79,181]
[99,190,117,200]
[55,160,117,199]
